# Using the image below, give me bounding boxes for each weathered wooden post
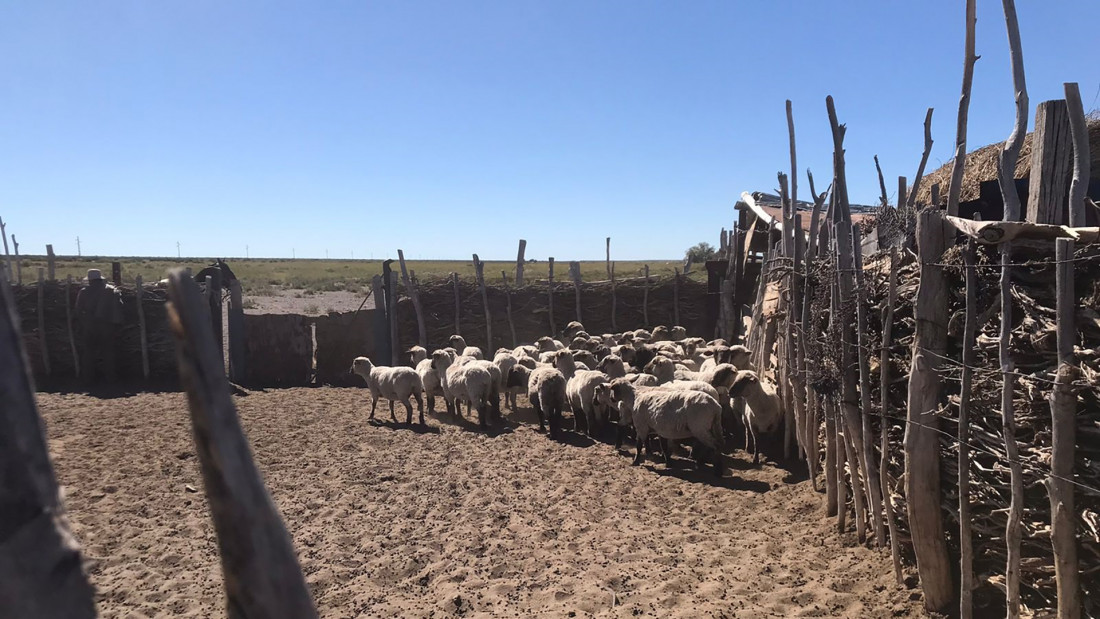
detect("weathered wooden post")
[135,275,150,380]
[515,239,526,287]
[905,207,953,611]
[65,275,79,378]
[605,237,612,280]
[502,271,517,348]
[12,235,20,285]
[1065,82,1090,227]
[371,275,389,362]
[959,228,978,619]
[881,247,903,584]
[1049,237,1080,619]
[46,245,56,281]
[835,220,868,543]
[569,261,582,324]
[1001,238,1023,618]
[0,216,11,280]
[209,268,223,370]
[37,268,50,378]
[473,254,491,351]
[228,279,247,384]
[451,272,461,336]
[906,108,935,209]
[947,0,978,218]
[111,261,121,287]
[642,264,650,328]
[852,224,884,548]
[382,260,399,366]
[0,267,97,618]
[1026,100,1073,225]
[397,250,427,349]
[999,0,1028,222]
[547,258,557,336]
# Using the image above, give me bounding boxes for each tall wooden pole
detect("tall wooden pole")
[835,221,867,542]
[515,239,527,287]
[852,225,884,548]
[947,0,978,217]
[959,233,978,619]
[65,275,79,378]
[473,254,491,352]
[605,237,612,281]
[547,258,557,336]
[1049,238,1080,619]
[136,275,150,380]
[1064,83,1090,228]
[0,216,10,281]
[570,261,582,325]
[905,208,953,611]
[610,261,617,331]
[1001,240,1023,619]
[881,248,903,584]
[46,245,56,281]
[502,271,517,348]
[998,0,1028,222]
[37,268,50,377]
[397,249,427,348]
[12,235,20,285]
[906,108,935,210]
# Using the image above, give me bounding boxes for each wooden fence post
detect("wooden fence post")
[0,268,97,618]
[371,275,389,362]
[1049,237,1080,619]
[473,254,490,351]
[947,0,977,218]
[835,221,868,543]
[605,237,612,280]
[382,260,399,366]
[46,245,56,281]
[998,0,1028,222]
[502,271,517,347]
[37,268,50,378]
[906,108,935,210]
[515,239,526,287]
[1001,239,1023,618]
[905,207,954,611]
[852,224,884,548]
[959,229,978,619]
[65,275,79,378]
[111,261,121,287]
[569,261,582,324]
[228,279,247,384]
[209,269,223,371]
[1064,82,1090,227]
[0,216,10,281]
[397,250,427,349]
[1026,100,1073,224]
[642,264,650,328]
[451,272,461,336]
[881,247,903,584]
[136,275,150,380]
[548,258,556,336]
[12,235,20,285]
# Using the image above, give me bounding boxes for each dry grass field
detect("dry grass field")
[39,387,926,618]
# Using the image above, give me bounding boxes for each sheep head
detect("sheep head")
[608,379,637,425]
[536,336,557,352]
[430,350,454,372]
[727,370,760,398]
[670,326,687,340]
[650,325,671,342]
[350,356,374,379]
[447,334,467,351]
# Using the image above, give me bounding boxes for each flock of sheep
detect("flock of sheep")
[350,321,783,476]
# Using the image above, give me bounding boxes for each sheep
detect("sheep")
[650,325,671,342]
[469,359,503,421]
[462,346,484,360]
[552,349,578,379]
[536,336,563,353]
[351,357,425,425]
[657,379,720,402]
[624,372,659,387]
[727,370,784,464]
[631,344,658,373]
[571,349,597,370]
[516,355,538,370]
[643,356,676,384]
[509,365,568,437]
[408,346,428,364]
[596,354,627,379]
[670,326,687,341]
[608,379,724,476]
[612,345,637,368]
[567,369,612,436]
[493,351,521,411]
[415,352,445,415]
[716,345,754,370]
[448,334,467,351]
[431,350,494,429]
[563,321,585,341]
[513,344,538,359]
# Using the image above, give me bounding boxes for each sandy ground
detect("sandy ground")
[39,388,926,618]
[243,289,373,315]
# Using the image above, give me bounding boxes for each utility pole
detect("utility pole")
[177,241,181,258]
[246,245,249,258]
[76,236,81,256]
[292,248,295,259]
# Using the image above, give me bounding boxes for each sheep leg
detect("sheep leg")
[427,394,435,415]
[615,425,626,450]
[531,395,545,432]
[749,424,760,465]
[413,392,425,425]
[660,438,672,466]
[632,438,645,466]
[388,399,398,423]
[369,397,378,420]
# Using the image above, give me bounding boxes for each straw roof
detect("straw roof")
[913,117,1100,205]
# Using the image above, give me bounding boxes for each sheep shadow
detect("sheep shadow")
[424,407,517,437]
[647,464,772,493]
[367,418,442,435]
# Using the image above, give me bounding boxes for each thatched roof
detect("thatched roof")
[913,117,1100,205]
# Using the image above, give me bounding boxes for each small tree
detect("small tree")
[684,242,716,263]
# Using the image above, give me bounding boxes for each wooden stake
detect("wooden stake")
[779,173,797,460]
[1001,241,1023,619]
[958,232,978,619]
[136,275,150,380]
[64,274,79,378]
[835,222,867,543]
[802,173,828,488]
[881,247,903,584]
[46,245,56,281]
[12,235,20,285]
[905,208,954,611]
[998,0,1029,222]
[515,239,527,287]
[906,108,935,210]
[209,269,223,371]
[451,272,461,336]
[852,224,884,548]
[0,216,11,282]
[605,237,612,280]
[1049,237,1080,619]
[642,264,650,328]
[1026,100,1073,224]
[473,254,491,351]
[502,271,517,348]
[382,260,399,366]
[37,268,50,377]
[898,177,908,215]
[947,0,978,217]
[874,156,889,207]
[0,266,97,618]
[1064,83,1090,227]
[228,279,246,384]
[826,275,841,519]
[397,250,427,348]
[548,258,556,336]
[570,261,582,324]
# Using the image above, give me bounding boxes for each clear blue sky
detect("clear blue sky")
[1,1,1098,261]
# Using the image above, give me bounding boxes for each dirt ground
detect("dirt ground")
[39,388,926,618]
[242,289,373,315]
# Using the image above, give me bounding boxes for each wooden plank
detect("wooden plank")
[959,233,978,619]
[382,260,398,366]
[515,239,526,287]
[136,275,150,380]
[37,268,50,377]
[905,207,954,611]
[46,245,56,281]
[397,250,427,348]
[1027,100,1073,224]
[881,248,903,584]
[1064,83,1090,227]
[852,224,884,548]
[0,270,97,618]
[209,268,223,371]
[65,275,79,378]
[165,270,318,618]
[1001,241,1023,619]
[834,221,867,543]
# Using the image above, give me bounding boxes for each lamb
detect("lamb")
[493,351,521,411]
[596,354,627,379]
[643,356,677,384]
[509,365,568,437]
[414,350,446,415]
[657,379,720,402]
[567,369,612,436]
[727,370,784,464]
[563,321,585,341]
[351,357,425,425]
[608,379,724,476]
[431,350,494,429]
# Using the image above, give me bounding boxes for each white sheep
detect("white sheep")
[728,370,784,464]
[509,365,568,437]
[670,326,688,341]
[596,354,627,378]
[623,372,660,387]
[562,321,585,340]
[448,334,468,351]
[567,369,612,436]
[408,346,428,364]
[609,379,724,476]
[493,351,521,411]
[657,379,720,402]
[431,350,494,429]
[462,346,484,360]
[351,357,425,425]
[643,356,677,384]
